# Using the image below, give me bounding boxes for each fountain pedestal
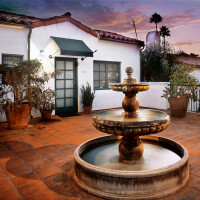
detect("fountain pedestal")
[122,93,139,116]
[121,67,139,116]
[119,135,144,160]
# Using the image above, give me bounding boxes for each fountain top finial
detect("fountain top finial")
[126,66,134,74]
[123,66,137,84]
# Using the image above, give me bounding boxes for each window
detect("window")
[0,54,23,84]
[93,61,120,89]
[2,54,23,66]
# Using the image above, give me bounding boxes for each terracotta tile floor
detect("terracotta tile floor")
[0,110,200,200]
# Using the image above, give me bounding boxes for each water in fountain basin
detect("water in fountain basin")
[81,141,181,171]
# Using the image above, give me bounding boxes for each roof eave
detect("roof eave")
[99,37,144,46]
[0,21,31,28]
[32,16,98,37]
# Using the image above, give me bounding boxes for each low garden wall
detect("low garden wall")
[137,82,169,110]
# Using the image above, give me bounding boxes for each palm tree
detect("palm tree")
[159,26,171,51]
[149,13,163,31]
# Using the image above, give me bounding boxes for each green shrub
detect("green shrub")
[162,64,199,101]
[80,82,95,107]
[0,59,56,114]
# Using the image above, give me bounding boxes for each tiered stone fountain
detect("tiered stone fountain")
[74,67,189,200]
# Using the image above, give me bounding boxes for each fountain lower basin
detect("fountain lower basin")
[74,135,189,200]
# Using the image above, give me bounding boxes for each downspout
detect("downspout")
[28,27,32,61]
[27,27,32,120]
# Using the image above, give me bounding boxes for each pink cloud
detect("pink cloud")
[85,7,200,34]
[173,41,200,46]
[190,18,200,23]
[153,10,200,30]
[135,4,150,9]
[85,7,151,33]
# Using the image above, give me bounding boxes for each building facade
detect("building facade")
[0,11,144,121]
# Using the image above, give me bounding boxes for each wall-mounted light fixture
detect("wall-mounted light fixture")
[49,48,61,59]
[40,50,45,56]
[81,50,97,61]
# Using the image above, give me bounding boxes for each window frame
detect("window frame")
[2,54,23,65]
[93,60,121,90]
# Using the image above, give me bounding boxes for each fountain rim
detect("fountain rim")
[74,135,188,177]
[110,83,150,92]
[110,83,150,86]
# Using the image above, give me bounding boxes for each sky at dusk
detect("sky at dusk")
[0,0,200,55]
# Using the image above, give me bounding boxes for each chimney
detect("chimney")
[146,31,160,47]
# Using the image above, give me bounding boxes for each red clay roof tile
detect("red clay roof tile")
[0,11,36,26]
[95,29,144,46]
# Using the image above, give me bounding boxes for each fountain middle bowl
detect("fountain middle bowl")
[92,108,170,136]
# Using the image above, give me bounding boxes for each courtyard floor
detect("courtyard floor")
[0,110,200,200]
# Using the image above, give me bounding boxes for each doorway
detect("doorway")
[55,57,78,115]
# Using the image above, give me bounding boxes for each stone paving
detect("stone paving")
[0,110,200,200]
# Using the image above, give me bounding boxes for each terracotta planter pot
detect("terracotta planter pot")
[83,106,92,114]
[40,110,52,120]
[5,104,30,130]
[168,96,189,117]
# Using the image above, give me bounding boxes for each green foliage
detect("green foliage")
[0,59,56,114]
[0,86,11,115]
[80,82,95,107]
[162,86,199,101]
[159,26,171,51]
[0,60,42,104]
[141,42,176,82]
[190,53,199,57]
[162,64,199,101]
[169,65,198,86]
[176,50,199,58]
[159,26,170,38]
[32,87,55,111]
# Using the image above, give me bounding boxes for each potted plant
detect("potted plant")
[32,87,55,120]
[0,84,30,129]
[0,60,53,129]
[162,64,199,117]
[80,82,95,114]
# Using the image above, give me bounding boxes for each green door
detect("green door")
[55,58,78,115]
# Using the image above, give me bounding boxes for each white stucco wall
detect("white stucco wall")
[0,24,29,62]
[137,82,169,110]
[0,24,29,122]
[30,21,141,114]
